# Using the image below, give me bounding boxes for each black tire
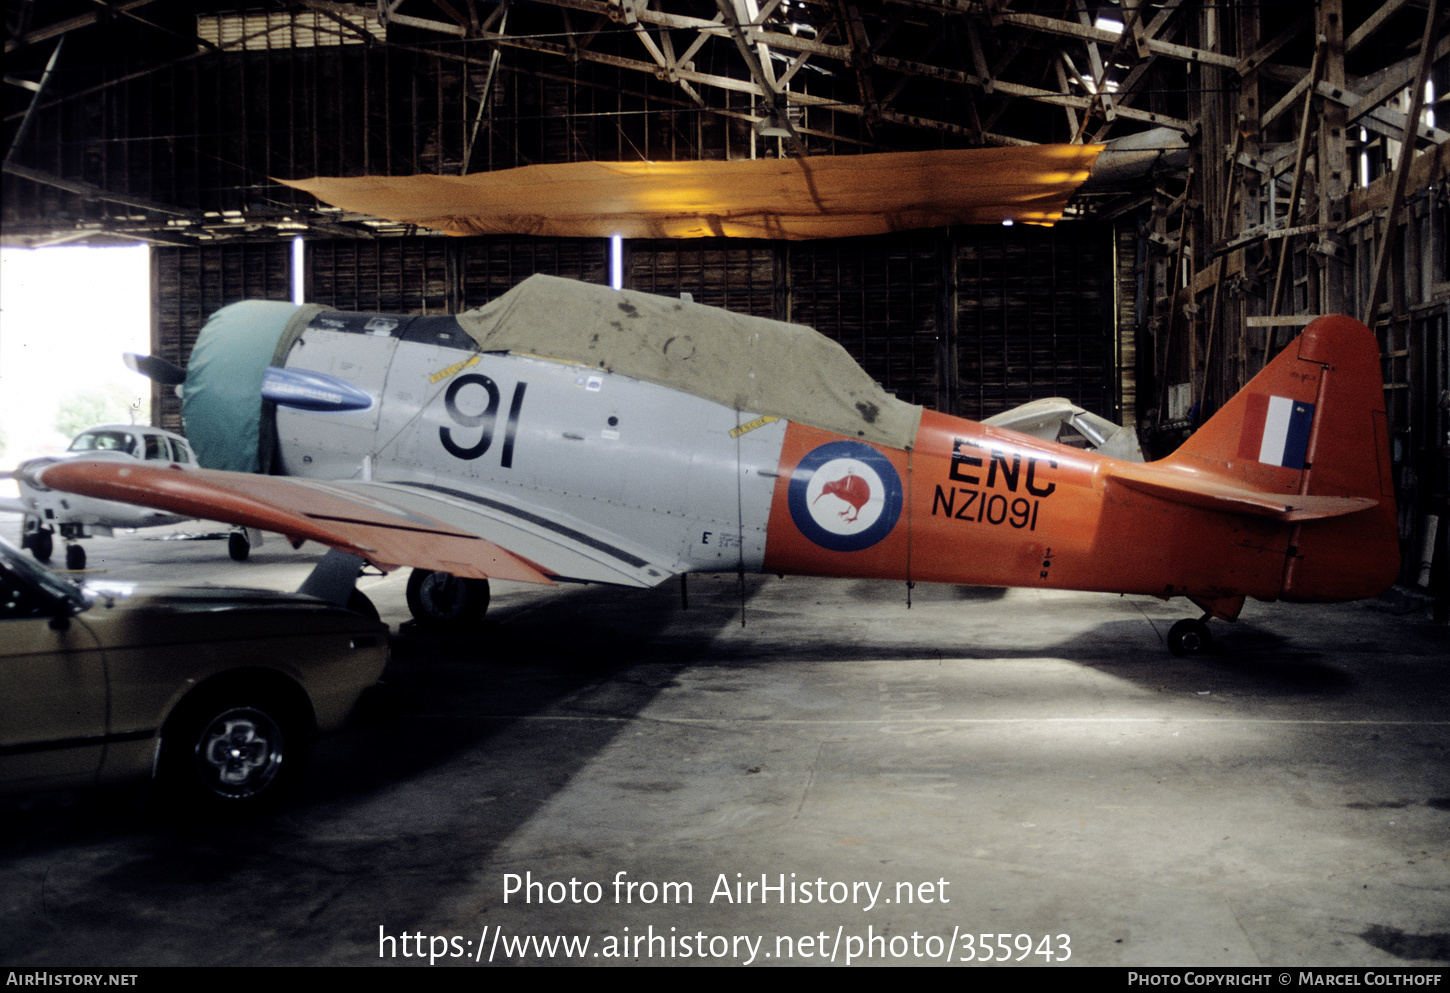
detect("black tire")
[1168,618,1212,657]
[65,543,86,571]
[347,588,381,623]
[228,531,250,561]
[405,568,490,628]
[28,528,53,563]
[158,687,308,815]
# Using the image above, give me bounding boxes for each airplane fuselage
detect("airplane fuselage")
[272,311,1295,605]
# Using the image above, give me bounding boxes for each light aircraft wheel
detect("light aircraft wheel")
[1168,618,1212,657]
[28,529,53,563]
[406,568,490,628]
[65,543,86,571]
[157,686,307,815]
[228,531,251,561]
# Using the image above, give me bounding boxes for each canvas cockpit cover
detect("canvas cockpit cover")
[456,275,923,450]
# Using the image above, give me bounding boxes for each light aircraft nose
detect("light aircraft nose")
[16,457,59,492]
[176,300,311,473]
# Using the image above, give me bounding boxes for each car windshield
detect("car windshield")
[0,535,92,613]
[68,430,137,455]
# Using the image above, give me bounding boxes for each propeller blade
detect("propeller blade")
[124,352,187,385]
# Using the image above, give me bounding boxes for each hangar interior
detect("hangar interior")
[4,1,1450,970]
[4,0,1448,602]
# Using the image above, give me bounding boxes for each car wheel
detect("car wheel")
[28,528,53,563]
[159,688,308,814]
[405,568,489,627]
[228,531,250,561]
[65,543,86,571]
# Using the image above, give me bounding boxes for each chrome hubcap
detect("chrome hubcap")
[198,710,282,796]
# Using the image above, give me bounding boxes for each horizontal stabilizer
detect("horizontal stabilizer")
[38,460,555,585]
[1108,463,1378,522]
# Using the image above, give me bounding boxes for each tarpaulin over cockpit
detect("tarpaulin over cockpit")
[279,145,1104,241]
[455,275,923,450]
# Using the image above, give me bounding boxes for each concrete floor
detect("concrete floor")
[1,521,1446,968]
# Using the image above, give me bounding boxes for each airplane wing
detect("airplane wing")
[38,460,558,585]
[1107,463,1378,522]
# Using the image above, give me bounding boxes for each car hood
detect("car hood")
[87,580,317,606]
[78,581,384,636]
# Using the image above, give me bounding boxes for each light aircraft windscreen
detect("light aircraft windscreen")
[68,430,137,455]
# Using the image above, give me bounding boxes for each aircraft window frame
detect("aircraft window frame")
[68,430,138,456]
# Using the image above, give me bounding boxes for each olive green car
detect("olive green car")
[0,535,388,812]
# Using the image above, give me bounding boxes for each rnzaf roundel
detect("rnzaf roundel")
[787,440,904,552]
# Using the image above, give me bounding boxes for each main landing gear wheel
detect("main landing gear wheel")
[228,531,251,561]
[64,543,86,571]
[1168,618,1213,657]
[26,528,53,563]
[405,568,490,628]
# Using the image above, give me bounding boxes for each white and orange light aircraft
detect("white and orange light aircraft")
[2,423,199,570]
[40,275,1399,655]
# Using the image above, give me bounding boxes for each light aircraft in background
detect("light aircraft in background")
[40,275,1399,655]
[3,423,266,569]
[4,424,191,570]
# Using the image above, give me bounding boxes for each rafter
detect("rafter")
[4,0,160,53]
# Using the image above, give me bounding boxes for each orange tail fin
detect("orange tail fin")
[1165,315,1399,601]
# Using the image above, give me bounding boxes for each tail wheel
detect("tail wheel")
[1168,618,1213,657]
[158,688,308,814]
[405,568,490,628]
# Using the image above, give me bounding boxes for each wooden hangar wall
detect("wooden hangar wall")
[149,225,1123,435]
[1127,1,1449,594]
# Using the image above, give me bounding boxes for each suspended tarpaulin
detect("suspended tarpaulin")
[278,145,1105,241]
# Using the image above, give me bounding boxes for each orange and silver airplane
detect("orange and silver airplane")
[39,275,1398,655]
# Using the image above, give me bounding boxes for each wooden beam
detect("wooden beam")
[1269,37,1326,322]
[3,0,160,53]
[715,0,809,155]
[1362,0,1441,325]
[1345,0,1414,54]
[1236,14,1311,75]
[995,9,1240,71]
[1247,315,1316,327]
[1317,80,1450,145]
[1,162,204,220]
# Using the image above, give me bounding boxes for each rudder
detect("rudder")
[1165,315,1398,601]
